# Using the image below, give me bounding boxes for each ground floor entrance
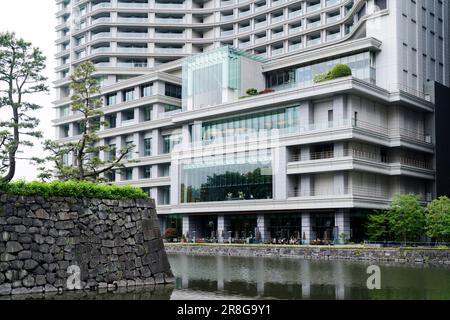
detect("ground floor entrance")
[159,209,370,245]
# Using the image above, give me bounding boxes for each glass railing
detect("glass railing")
[91,32,111,40]
[272,15,284,23]
[117,2,148,8]
[221,29,235,37]
[116,47,148,53]
[91,47,111,54]
[254,20,267,29]
[271,47,284,56]
[255,36,267,44]
[307,37,321,46]
[221,15,236,22]
[91,17,111,25]
[326,32,341,42]
[92,2,112,11]
[154,3,185,9]
[154,47,184,54]
[255,5,267,12]
[155,32,185,38]
[116,17,148,23]
[154,18,185,24]
[239,25,251,33]
[117,32,149,38]
[288,10,303,19]
[289,26,302,34]
[306,3,321,12]
[307,20,321,29]
[326,0,341,7]
[289,42,302,51]
[116,62,148,68]
[327,14,342,24]
[271,32,284,39]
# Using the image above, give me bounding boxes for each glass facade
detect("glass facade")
[182,47,265,110]
[180,150,272,203]
[266,51,375,90]
[198,106,300,144]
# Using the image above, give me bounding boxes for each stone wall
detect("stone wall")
[165,244,450,265]
[0,193,173,296]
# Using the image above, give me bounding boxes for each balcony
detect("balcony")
[154,3,185,9]
[154,17,185,24]
[91,32,112,40]
[116,17,148,23]
[271,15,284,24]
[116,47,149,53]
[155,32,185,39]
[116,32,149,38]
[326,0,341,7]
[307,37,321,46]
[307,20,321,29]
[327,32,341,42]
[117,2,148,9]
[91,17,111,25]
[154,47,184,54]
[306,3,321,13]
[116,62,148,68]
[92,2,112,11]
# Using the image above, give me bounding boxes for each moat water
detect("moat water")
[4,253,450,300]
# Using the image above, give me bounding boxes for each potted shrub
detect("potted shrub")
[246,88,258,96]
[163,228,178,243]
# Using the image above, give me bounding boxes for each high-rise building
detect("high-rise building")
[54,0,449,243]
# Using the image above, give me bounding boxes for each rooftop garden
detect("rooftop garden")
[313,63,352,83]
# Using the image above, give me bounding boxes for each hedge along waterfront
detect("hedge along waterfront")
[0,180,148,200]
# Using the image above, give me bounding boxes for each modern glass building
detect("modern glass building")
[54,0,449,244]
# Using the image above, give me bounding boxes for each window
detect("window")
[122,109,135,121]
[165,83,182,99]
[162,134,182,154]
[60,105,70,117]
[122,168,133,181]
[142,165,152,179]
[141,83,153,97]
[105,114,117,128]
[142,105,152,121]
[160,164,171,177]
[105,170,116,182]
[109,144,116,160]
[125,141,134,159]
[144,138,152,156]
[123,89,135,102]
[159,186,171,205]
[61,124,70,138]
[106,94,117,106]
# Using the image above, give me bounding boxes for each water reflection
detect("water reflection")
[169,254,450,300]
[3,254,450,300]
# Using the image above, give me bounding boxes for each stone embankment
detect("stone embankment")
[0,194,173,296]
[165,243,450,265]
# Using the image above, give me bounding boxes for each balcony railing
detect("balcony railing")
[288,186,390,199]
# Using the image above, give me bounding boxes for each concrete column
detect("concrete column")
[334,141,345,158]
[299,101,313,132]
[334,171,347,195]
[300,174,312,197]
[152,129,161,155]
[133,132,140,159]
[335,209,350,243]
[257,214,270,243]
[170,161,179,206]
[333,94,348,126]
[300,145,310,161]
[115,136,124,181]
[301,212,313,244]
[182,215,191,240]
[273,146,287,200]
[181,124,191,151]
[217,215,231,243]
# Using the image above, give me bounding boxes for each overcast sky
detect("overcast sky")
[0,0,56,181]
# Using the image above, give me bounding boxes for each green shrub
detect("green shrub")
[246,88,258,96]
[314,64,352,83]
[0,180,149,200]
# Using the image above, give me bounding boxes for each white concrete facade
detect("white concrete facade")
[54,0,449,244]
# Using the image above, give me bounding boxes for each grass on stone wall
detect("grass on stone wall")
[0,180,149,200]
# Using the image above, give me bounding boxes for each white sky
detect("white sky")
[0,0,56,181]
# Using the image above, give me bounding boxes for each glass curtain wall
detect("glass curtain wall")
[180,150,273,203]
[266,51,375,90]
[199,106,300,144]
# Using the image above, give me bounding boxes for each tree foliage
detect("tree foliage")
[425,196,450,242]
[366,210,390,241]
[366,193,425,242]
[37,61,135,181]
[388,193,425,242]
[0,32,48,182]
